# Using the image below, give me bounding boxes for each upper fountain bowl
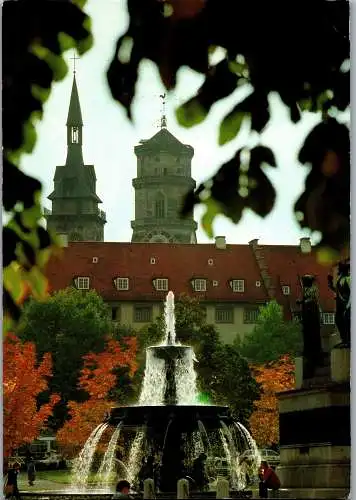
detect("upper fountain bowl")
[148,345,192,361]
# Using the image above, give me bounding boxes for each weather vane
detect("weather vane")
[160,93,167,129]
[70,52,79,74]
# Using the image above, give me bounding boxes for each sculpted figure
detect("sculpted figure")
[297,274,323,377]
[327,259,351,347]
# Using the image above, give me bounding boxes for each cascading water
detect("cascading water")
[71,291,260,494]
[97,423,122,488]
[72,423,108,489]
[163,290,176,345]
[138,350,165,405]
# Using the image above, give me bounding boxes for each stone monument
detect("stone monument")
[277,269,350,499]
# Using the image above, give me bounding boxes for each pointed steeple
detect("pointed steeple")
[46,64,106,242]
[65,73,84,166]
[66,74,83,126]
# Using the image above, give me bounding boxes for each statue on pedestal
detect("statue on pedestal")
[327,259,350,348]
[297,274,323,378]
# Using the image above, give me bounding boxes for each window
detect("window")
[322,312,335,325]
[215,306,234,324]
[76,276,90,290]
[244,307,260,324]
[282,285,291,295]
[92,257,98,264]
[115,277,129,291]
[111,306,120,321]
[200,306,207,321]
[213,280,219,287]
[208,259,214,266]
[150,257,156,264]
[256,281,261,287]
[193,279,207,292]
[155,198,165,218]
[134,305,152,323]
[71,126,79,143]
[155,278,168,291]
[231,279,245,293]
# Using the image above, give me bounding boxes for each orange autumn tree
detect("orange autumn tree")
[4,334,60,457]
[249,355,295,447]
[57,337,137,455]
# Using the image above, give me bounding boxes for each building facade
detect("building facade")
[131,117,197,244]
[44,237,336,344]
[45,74,106,242]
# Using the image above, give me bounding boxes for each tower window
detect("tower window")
[115,277,129,291]
[215,306,234,324]
[134,305,152,323]
[244,307,260,324]
[154,278,169,291]
[76,277,90,290]
[71,126,79,144]
[192,279,207,292]
[322,312,335,324]
[155,198,165,218]
[230,279,245,293]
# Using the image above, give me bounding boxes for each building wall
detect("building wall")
[109,301,257,344]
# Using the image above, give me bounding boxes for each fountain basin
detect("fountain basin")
[147,345,192,361]
[108,404,232,430]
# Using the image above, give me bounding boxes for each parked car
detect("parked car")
[37,452,65,469]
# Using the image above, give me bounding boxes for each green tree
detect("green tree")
[239,300,303,364]
[17,287,111,429]
[146,294,260,426]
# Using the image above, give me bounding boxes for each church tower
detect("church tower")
[131,98,197,244]
[46,71,106,241]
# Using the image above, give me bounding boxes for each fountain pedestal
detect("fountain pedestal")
[277,347,350,499]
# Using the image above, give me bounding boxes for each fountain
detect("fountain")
[72,291,261,495]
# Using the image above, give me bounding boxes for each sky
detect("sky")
[21,0,328,245]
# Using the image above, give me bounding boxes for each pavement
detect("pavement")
[17,472,71,493]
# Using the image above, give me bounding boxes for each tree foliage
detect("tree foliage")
[239,301,303,364]
[56,336,137,456]
[249,355,295,447]
[17,287,112,429]
[107,0,349,260]
[3,0,93,331]
[4,334,60,457]
[147,294,260,426]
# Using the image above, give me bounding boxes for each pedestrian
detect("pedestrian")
[5,462,21,499]
[112,479,133,499]
[27,457,36,486]
[258,461,280,498]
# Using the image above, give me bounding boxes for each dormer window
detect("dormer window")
[192,279,207,292]
[154,278,168,291]
[230,279,245,293]
[114,277,129,291]
[76,276,90,290]
[71,126,79,144]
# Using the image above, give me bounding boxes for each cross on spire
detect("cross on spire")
[70,52,79,74]
[160,93,167,129]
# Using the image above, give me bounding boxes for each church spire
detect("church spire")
[65,68,84,166]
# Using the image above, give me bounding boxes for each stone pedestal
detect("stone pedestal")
[277,349,350,499]
[331,347,350,382]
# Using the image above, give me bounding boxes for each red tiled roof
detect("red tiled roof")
[263,245,335,312]
[44,242,335,312]
[45,242,266,303]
